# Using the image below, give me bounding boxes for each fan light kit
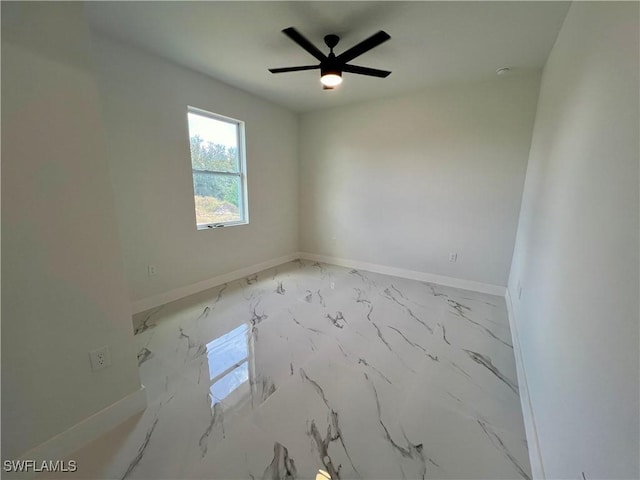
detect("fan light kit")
[269,27,391,90]
[321,72,342,87]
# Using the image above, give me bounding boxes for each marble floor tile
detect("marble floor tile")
[43,260,530,480]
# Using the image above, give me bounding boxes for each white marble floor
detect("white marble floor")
[49,260,531,480]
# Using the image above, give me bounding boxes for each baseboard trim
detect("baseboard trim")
[17,387,146,473]
[131,253,299,314]
[298,252,506,296]
[132,251,505,315]
[505,289,545,479]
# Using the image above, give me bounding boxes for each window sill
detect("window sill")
[197,221,248,231]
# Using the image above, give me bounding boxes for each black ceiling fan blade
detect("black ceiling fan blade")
[342,64,391,78]
[282,27,327,62]
[269,65,320,74]
[336,31,391,64]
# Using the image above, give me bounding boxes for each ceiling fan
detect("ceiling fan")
[269,27,391,89]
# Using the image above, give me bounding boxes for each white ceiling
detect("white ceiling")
[86,1,570,113]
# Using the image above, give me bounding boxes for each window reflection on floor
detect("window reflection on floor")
[206,323,250,405]
[210,361,249,401]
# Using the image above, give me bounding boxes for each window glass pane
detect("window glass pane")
[188,112,239,173]
[193,173,242,225]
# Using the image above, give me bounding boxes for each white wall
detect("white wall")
[508,2,639,478]
[299,74,541,287]
[1,3,142,459]
[90,35,299,303]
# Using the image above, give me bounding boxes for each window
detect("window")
[187,107,248,229]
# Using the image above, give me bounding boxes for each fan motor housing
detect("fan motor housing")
[321,56,341,77]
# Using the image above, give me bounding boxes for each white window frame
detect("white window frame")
[187,106,249,230]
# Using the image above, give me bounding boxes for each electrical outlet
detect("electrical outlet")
[448,252,458,263]
[147,265,157,277]
[90,346,112,371]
